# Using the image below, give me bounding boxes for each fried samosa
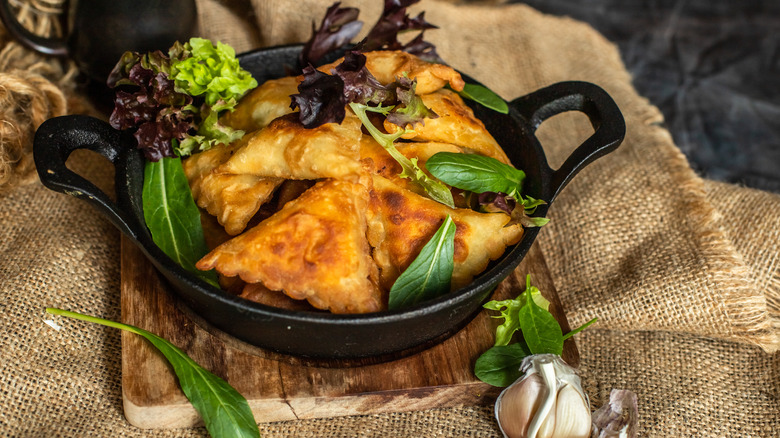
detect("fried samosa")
[221,76,299,132]
[318,50,465,95]
[367,174,524,291]
[197,178,384,314]
[183,141,282,235]
[217,112,364,181]
[385,88,510,163]
[360,137,462,195]
[239,282,319,312]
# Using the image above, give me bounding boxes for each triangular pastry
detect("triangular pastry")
[367,174,524,291]
[217,112,364,180]
[385,88,510,163]
[221,76,299,133]
[318,50,465,95]
[183,141,282,236]
[197,178,383,314]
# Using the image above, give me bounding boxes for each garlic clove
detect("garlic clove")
[496,373,548,438]
[534,398,557,438]
[529,360,558,438]
[552,384,591,438]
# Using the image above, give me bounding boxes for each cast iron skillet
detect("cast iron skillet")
[33,45,625,360]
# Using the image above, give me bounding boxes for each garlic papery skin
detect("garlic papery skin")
[495,354,591,438]
[591,389,638,438]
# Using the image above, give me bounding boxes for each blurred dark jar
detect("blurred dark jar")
[0,0,198,83]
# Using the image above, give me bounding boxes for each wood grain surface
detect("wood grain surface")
[120,236,577,429]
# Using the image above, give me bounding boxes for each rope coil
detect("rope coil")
[0,0,75,193]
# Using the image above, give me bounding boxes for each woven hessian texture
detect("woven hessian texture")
[1,0,778,436]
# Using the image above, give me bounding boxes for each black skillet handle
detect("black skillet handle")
[33,115,141,241]
[510,81,625,203]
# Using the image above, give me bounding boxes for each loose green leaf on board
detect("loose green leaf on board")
[483,288,550,347]
[142,156,219,287]
[457,83,509,114]
[518,275,564,356]
[474,275,597,386]
[426,152,526,198]
[474,342,532,387]
[388,216,456,309]
[45,308,260,438]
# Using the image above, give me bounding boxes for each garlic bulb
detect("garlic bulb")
[495,354,591,438]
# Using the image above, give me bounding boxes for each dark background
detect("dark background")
[516,0,780,193]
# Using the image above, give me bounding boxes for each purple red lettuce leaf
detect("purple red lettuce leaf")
[332,50,393,105]
[299,2,363,67]
[108,55,196,161]
[478,192,516,215]
[299,0,443,69]
[399,32,441,63]
[290,65,348,129]
[292,49,437,129]
[133,111,193,162]
[107,39,254,161]
[363,0,442,63]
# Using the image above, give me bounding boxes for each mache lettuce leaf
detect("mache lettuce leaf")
[142,155,219,287]
[46,308,259,438]
[426,152,550,227]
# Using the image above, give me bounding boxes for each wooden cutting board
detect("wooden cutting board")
[120,236,578,429]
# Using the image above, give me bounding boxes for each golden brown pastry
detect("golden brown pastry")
[385,88,510,163]
[183,141,282,236]
[217,112,364,181]
[318,50,465,95]
[239,282,319,312]
[360,136,462,196]
[220,76,299,132]
[197,178,384,314]
[367,174,524,291]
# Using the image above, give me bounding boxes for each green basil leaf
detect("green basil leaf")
[388,216,456,309]
[518,275,564,355]
[143,157,219,287]
[46,308,260,438]
[474,342,531,387]
[426,152,525,197]
[457,83,509,114]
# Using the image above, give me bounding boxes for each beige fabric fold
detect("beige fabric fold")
[704,180,780,333]
[1,0,778,436]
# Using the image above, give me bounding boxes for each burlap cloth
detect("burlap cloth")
[1,0,778,436]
